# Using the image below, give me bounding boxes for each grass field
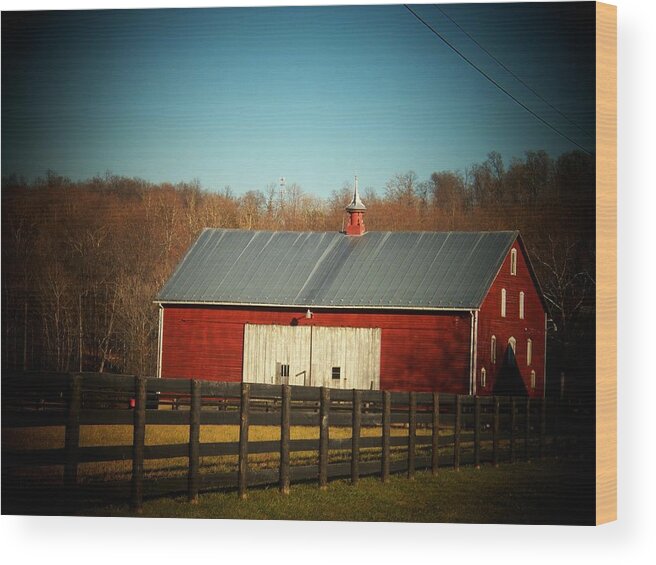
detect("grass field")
[91,459,594,525]
[4,424,588,523]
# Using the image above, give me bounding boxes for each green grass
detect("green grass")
[91,459,594,525]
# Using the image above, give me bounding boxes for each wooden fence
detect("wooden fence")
[1,372,575,512]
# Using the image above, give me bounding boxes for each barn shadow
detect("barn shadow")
[493,345,528,397]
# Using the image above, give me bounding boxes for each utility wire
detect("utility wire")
[435,4,591,139]
[403,4,593,156]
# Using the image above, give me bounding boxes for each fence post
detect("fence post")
[408,391,416,480]
[510,397,516,463]
[131,376,146,513]
[351,389,361,485]
[431,392,440,475]
[280,384,290,494]
[474,396,481,469]
[188,379,201,503]
[454,395,461,471]
[319,387,330,489]
[382,391,391,483]
[525,397,531,462]
[492,396,500,467]
[238,382,250,499]
[539,397,547,459]
[64,374,82,491]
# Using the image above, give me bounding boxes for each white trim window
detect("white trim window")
[480,367,487,388]
[530,370,536,389]
[491,335,497,364]
[510,248,517,275]
[501,288,507,317]
[519,291,525,319]
[527,338,533,366]
[508,336,516,353]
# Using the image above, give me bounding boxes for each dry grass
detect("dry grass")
[3,423,438,484]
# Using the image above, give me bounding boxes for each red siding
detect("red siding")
[161,306,472,393]
[476,241,547,397]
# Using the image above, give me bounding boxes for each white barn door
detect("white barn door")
[243,325,311,386]
[310,326,381,390]
[242,324,381,389]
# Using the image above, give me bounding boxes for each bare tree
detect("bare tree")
[530,235,595,379]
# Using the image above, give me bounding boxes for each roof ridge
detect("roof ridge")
[202,227,520,236]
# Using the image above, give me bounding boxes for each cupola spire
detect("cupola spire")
[345,175,366,236]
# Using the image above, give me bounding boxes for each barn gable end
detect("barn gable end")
[475,236,547,398]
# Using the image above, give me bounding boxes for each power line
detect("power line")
[435,4,591,139]
[403,4,593,156]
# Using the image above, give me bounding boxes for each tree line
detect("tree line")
[1,150,595,396]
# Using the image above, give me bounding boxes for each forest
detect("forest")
[1,149,595,396]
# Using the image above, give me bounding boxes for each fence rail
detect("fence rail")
[1,372,582,512]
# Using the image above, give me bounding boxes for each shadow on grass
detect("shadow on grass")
[3,456,595,525]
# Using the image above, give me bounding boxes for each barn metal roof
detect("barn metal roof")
[156,230,519,310]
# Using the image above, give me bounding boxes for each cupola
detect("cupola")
[345,176,366,236]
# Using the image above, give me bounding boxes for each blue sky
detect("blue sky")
[2,3,595,197]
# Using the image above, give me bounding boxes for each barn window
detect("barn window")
[480,367,487,388]
[491,335,497,364]
[530,370,536,389]
[527,339,533,366]
[519,291,525,319]
[510,249,517,275]
[332,367,341,380]
[508,336,516,353]
[501,288,507,317]
[279,364,290,378]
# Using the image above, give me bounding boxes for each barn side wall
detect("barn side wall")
[477,241,547,398]
[160,306,472,393]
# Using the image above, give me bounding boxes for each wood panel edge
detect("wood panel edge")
[595,1,617,526]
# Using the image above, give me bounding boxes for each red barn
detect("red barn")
[156,183,547,397]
